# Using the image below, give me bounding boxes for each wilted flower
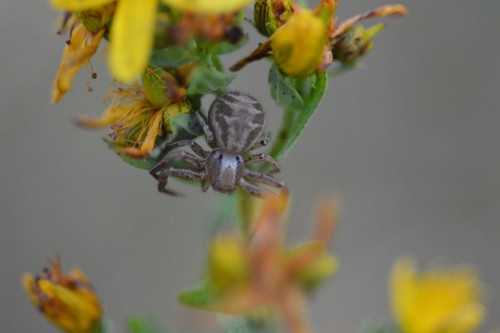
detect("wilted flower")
[391,257,485,333]
[51,7,111,103]
[22,257,102,333]
[330,5,408,65]
[77,78,191,158]
[181,193,339,333]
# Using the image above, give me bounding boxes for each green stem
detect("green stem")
[269,106,296,161]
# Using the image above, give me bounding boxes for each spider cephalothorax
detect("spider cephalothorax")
[149,91,286,198]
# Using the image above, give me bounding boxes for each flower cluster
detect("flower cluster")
[48,0,407,163]
[179,193,339,333]
[50,0,251,157]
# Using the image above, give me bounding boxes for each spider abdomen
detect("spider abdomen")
[208,91,265,154]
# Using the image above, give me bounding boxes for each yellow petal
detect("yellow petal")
[270,10,327,77]
[109,0,157,82]
[51,25,105,103]
[50,0,115,11]
[160,0,251,14]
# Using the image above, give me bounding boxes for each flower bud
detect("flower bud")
[208,235,250,293]
[270,9,327,77]
[331,23,385,64]
[289,243,338,292]
[254,0,293,37]
[22,258,102,333]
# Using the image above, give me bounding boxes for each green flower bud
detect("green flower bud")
[331,23,385,64]
[254,0,293,37]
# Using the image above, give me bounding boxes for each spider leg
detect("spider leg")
[195,110,216,148]
[149,151,205,179]
[156,168,206,196]
[238,178,274,199]
[243,170,288,192]
[163,139,209,158]
[245,153,281,173]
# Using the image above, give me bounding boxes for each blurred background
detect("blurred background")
[1,0,499,332]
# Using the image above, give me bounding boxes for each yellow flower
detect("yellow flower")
[231,1,335,77]
[160,0,252,14]
[208,235,250,293]
[22,257,102,333]
[77,83,191,158]
[51,0,157,83]
[391,258,485,333]
[51,23,105,103]
[270,9,327,77]
[51,0,251,84]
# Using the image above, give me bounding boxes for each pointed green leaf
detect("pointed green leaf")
[170,113,204,141]
[268,64,304,109]
[149,44,199,68]
[269,72,328,162]
[187,64,236,95]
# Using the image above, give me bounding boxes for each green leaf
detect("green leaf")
[268,71,328,162]
[170,113,203,141]
[127,316,163,333]
[178,284,219,310]
[149,44,199,68]
[268,64,304,109]
[187,64,236,95]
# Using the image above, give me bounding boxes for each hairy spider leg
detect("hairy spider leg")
[245,153,281,173]
[195,111,216,148]
[149,151,205,180]
[156,168,206,196]
[243,169,288,192]
[162,139,209,158]
[238,178,274,198]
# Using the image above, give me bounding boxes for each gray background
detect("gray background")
[1,0,499,332]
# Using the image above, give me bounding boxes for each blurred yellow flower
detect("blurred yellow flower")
[160,0,252,14]
[208,235,250,293]
[22,257,102,333]
[51,0,251,84]
[51,24,105,103]
[51,0,157,83]
[391,258,485,333]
